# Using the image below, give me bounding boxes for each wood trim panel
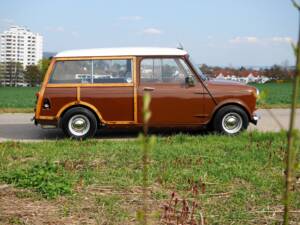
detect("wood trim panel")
[35,59,56,120]
[133,57,138,123]
[38,116,56,120]
[76,86,80,102]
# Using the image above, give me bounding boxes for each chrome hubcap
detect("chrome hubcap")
[68,114,90,136]
[222,112,243,134]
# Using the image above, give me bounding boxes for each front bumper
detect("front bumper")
[251,112,260,125]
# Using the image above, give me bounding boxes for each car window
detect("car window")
[93,59,132,83]
[140,58,195,83]
[50,60,92,84]
[49,59,132,84]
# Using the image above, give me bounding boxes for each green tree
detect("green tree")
[38,58,51,81]
[4,61,24,87]
[24,65,41,87]
[200,64,212,75]
[0,62,5,86]
[239,66,246,71]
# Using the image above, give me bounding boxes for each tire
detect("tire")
[61,107,97,139]
[213,105,249,135]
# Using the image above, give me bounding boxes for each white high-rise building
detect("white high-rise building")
[0,26,43,86]
[0,26,43,66]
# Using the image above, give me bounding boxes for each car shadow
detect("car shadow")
[0,123,210,141]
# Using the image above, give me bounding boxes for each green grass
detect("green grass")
[250,82,300,108]
[0,132,299,224]
[0,162,75,199]
[0,87,38,110]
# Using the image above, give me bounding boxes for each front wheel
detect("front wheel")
[213,105,249,135]
[61,107,97,139]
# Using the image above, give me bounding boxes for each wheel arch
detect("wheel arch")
[57,102,104,128]
[207,101,251,126]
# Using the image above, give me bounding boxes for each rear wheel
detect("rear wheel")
[61,107,97,139]
[213,105,249,135]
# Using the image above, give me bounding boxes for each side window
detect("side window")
[93,59,132,83]
[49,59,132,84]
[178,58,195,78]
[50,60,92,83]
[140,58,196,83]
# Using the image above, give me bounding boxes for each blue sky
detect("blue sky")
[0,0,298,67]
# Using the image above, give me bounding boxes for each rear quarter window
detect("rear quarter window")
[49,59,132,84]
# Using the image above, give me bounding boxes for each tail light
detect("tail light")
[42,98,51,109]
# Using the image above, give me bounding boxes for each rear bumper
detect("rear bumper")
[250,111,260,125]
[32,116,58,128]
[31,116,38,126]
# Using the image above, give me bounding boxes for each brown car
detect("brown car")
[34,47,259,139]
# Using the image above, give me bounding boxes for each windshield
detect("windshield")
[188,57,208,81]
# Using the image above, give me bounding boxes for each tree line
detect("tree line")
[200,64,295,80]
[0,58,51,87]
[0,60,296,87]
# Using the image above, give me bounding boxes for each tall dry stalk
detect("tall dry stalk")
[139,92,154,225]
[283,1,300,224]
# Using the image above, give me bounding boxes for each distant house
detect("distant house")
[214,69,271,84]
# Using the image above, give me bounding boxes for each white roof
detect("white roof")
[55,47,188,58]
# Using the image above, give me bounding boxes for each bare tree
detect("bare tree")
[3,61,23,87]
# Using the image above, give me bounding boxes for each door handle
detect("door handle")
[143,87,155,91]
[194,91,204,94]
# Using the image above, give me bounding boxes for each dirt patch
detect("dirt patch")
[0,184,162,225]
[0,184,96,225]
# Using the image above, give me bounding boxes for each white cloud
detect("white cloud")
[56,26,64,32]
[142,28,162,35]
[229,36,294,45]
[119,16,143,21]
[229,36,259,44]
[71,31,79,37]
[271,36,293,44]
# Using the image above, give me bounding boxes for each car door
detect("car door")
[137,57,206,126]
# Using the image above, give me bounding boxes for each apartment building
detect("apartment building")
[0,26,43,86]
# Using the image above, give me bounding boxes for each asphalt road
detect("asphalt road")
[0,109,299,142]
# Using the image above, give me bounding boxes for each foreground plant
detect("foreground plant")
[138,92,155,225]
[283,1,300,224]
[160,176,206,225]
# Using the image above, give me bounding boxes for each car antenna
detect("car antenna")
[177,42,184,50]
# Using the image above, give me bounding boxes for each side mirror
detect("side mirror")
[185,76,195,87]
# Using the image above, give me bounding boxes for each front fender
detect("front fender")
[208,98,252,124]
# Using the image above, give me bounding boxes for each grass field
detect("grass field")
[0,82,299,113]
[0,87,38,112]
[0,132,299,224]
[250,82,300,108]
